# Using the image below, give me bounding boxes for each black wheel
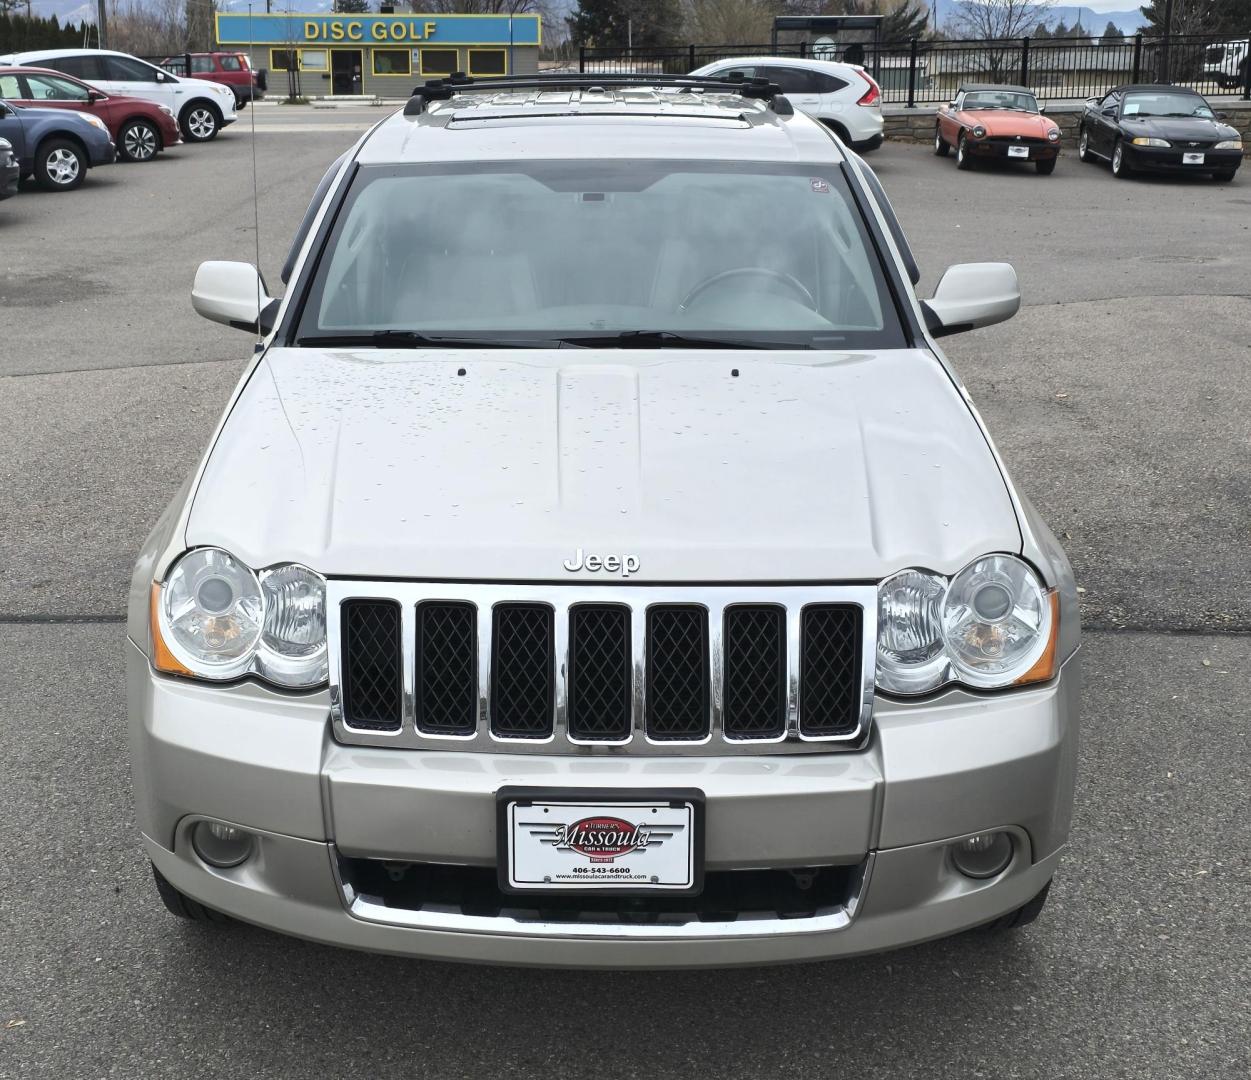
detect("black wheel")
[984,879,1052,931]
[934,125,949,157]
[1212,169,1237,182]
[180,101,222,142]
[33,137,86,191]
[1035,158,1056,175]
[956,132,973,170]
[1077,126,1093,163]
[1111,138,1132,179]
[151,863,231,924]
[118,118,160,162]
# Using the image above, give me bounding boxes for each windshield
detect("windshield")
[1122,92,1214,119]
[294,159,906,349]
[963,90,1038,112]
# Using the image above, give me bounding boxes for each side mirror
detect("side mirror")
[1037,102,1046,113]
[87,89,104,102]
[921,262,1019,338]
[1085,97,1098,107]
[1102,105,1117,117]
[192,260,279,334]
[1216,111,1227,120]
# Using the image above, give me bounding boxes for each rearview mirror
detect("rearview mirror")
[192,260,279,334]
[921,262,1019,338]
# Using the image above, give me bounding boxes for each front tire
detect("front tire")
[151,863,231,924]
[33,137,86,191]
[1111,138,1132,179]
[956,132,973,170]
[934,126,949,156]
[118,118,160,162]
[181,102,222,142]
[984,879,1052,931]
[1077,126,1092,162]
[1036,158,1056,175]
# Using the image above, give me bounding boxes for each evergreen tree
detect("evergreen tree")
[881,1,930,42]
[337,0,372,11]
[1032,22,1052,39]
[1101,20,1123,39]
[1052,19,1068,37]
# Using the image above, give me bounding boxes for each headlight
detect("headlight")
[1047,129,1060,141]
[153,548,327,688]
[971,125,986,139]
[1215,139,1243,150]
[75,112,109,132]
[875,555,1058,695]
[1130,137,1171,147]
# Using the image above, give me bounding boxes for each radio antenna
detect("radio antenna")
[248,2,263,346]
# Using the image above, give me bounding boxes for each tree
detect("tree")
[880,1,929,41]
[1137,0,1223,37]
[1031,22,1052,38]
[1101,20,1123,40]
[947,0,1056,40]
[568,0,683,48]
[681,0,773,44]
[337,0,372,12]
[1051,18,1068,37]
[419,0,548,12]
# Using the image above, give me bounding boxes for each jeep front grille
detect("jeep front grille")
[328,582,875,755]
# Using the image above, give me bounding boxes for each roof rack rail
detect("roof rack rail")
[402,72,793,118]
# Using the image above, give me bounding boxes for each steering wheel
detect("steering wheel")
[678,267,817,312]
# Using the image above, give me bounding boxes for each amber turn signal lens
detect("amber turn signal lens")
[150,583,195,677]
[1014,590,1060,686]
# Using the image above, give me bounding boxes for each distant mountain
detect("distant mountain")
[931,2,1149,36]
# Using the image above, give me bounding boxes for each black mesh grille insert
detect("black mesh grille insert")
[645,606,709,740]
[340,599,403,731]
[416,602,477,735]
[723,605,787,739]
[491,604,554,738]
[800,605,863,737]
[567,605,632,741]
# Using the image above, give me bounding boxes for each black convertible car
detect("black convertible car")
[1077,84,1243,181]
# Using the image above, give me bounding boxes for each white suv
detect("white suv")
[0,48,237,142]
[690,56,884,151]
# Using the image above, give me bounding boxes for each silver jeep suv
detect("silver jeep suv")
[127,74,1079,967]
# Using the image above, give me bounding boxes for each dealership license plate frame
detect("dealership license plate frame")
[1007,145,1030,158]
[1183,152,1205,165]
[497,788,705,896]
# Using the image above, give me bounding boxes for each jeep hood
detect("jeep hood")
[185,348,1020,582]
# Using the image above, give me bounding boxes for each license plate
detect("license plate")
[1007,145,1030,158]
[498,789,702,893]
[1183,152,1205,165]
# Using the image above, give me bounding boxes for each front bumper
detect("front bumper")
[967,139,1060,161]
[91,141,117,167]
[1124,145,1242,173]
[0,162,18,199]
[128,639,1079,967]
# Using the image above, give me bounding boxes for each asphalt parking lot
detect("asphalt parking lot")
[1,108,1248,1078]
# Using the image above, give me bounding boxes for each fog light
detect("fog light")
[951,831,1013,879]
[192,820,254,868]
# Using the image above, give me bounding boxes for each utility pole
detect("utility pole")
[96,0,108,47]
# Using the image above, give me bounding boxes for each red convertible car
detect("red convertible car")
[935,84,1062,175]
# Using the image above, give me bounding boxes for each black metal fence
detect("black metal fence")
[579,33,1251,105]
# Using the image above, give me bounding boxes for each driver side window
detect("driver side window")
[26,74,89,102]
[105,56,160,81]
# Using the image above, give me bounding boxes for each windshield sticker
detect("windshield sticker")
[810,177,830,194]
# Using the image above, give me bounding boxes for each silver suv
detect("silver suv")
[127,74,1079,967]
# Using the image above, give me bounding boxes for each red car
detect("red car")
[164,52,266,108]
[935,83,1062,175]
[0,65,181,162]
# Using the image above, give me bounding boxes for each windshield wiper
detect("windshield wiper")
[554,330,811,350]
[296,330,562,349]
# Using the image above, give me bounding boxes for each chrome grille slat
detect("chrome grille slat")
[328,582,876,756]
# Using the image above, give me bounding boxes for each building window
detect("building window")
[467,49,507,76]
[419,48,459,76]
[301,49,328,72]
[270,48,297,72]
[372,48,411,76]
